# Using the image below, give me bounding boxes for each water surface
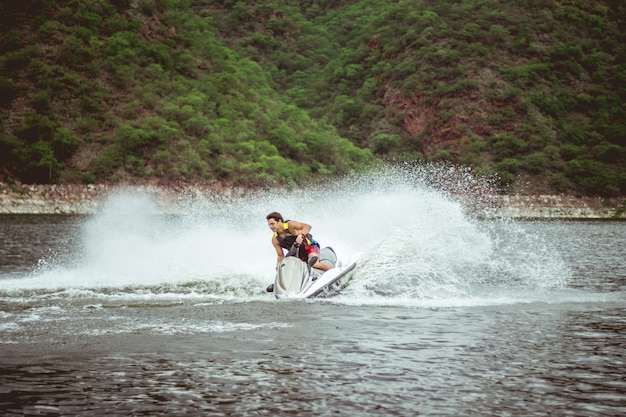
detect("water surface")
[1,173,625,416]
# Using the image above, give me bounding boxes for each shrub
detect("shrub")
[115,123,152,152]
[81,173,96,184]
[373,133,401,154]
[560,144,587,161]
[565,158,619,196]
[522,152,548,174]
[52,128,79,161]
[496,158,521,174]
[593,142,623,164]
[0,76,19,107]
[2,46,39,76]
[493,133,527,160]
[550,173,573,193]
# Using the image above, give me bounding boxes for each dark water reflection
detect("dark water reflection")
[0,215,83,275]
[484,307,626,416]
[1,302,625,416]
[519,220,626,292]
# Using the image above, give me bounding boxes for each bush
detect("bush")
[0,76,19,107]
[432,149,455,162]
[496,158,521,174]
[565,158,619,196]
[593,142,623,164]
[81,173,96,184]
[560,144,587,161]
[58,35,97,67]
[52,128,79,161]
[115,123,152,151]
[550,173,573,192]
[372,133,401,154]
[2,46,39,76]
[522,152,548,174]
[492,133,527,160]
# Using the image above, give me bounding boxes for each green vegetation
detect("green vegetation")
[0,0,370,187]
[0,0,624,196]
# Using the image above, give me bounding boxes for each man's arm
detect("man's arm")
[287,220,312,244]
[272,236,284,270]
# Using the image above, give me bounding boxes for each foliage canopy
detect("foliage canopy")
[1,0,625,196]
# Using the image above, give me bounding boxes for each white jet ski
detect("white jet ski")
[267,246,358,299]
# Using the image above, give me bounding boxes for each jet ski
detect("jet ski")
[267,245,358,299]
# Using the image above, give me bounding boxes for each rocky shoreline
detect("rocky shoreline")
[485,194,624,219]
[0,182,624,219]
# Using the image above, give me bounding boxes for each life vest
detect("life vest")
[274,221,316,257]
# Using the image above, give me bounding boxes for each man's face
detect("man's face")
[267,218,281,233]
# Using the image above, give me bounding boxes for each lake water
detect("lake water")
[1,173,625,416]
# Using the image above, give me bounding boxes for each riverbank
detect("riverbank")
[0,182,624,219]
[485,194,625,219]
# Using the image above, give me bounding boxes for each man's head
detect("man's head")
[266,212,284,233]
[266,212,283,222]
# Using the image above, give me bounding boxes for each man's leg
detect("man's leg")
[307,246,331,271]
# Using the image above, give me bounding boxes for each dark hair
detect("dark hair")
[266,212,283,222]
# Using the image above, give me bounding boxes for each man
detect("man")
[266,212,332,271]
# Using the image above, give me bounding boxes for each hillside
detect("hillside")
[1,0,625,196]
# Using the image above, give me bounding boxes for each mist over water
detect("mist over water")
[2,166,574,305]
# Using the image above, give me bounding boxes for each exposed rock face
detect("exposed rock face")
[0,182,250,215]
[0,182,623,218]
[492,194,625,219]
[0,183,106,214]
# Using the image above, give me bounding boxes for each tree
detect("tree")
[33,141,61,183]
